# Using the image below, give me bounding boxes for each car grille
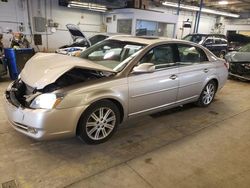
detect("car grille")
[6,80,35,107]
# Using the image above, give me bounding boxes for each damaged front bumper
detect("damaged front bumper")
[229,62,250,81]
[3,82,86,140]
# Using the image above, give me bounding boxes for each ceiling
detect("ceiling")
[170,0,250,13]
[62,0,250,14]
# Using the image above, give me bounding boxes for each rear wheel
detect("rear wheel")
[77,100,120,144]
[196,80,217,107]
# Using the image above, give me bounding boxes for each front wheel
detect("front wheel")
[196,81,217,107]
[77,100,120,144]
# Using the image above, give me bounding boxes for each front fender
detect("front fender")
[56,85,129,120]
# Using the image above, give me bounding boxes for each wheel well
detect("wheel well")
[76,98,124,136]
[107,98,124,123]
[210,78,219,92]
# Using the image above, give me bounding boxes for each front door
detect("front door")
[128,44,179,116]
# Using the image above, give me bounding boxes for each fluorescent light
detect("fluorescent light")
[218,1,228,5]
[162,1,199,11]
[162,1,239,18]
[68,1,107,12]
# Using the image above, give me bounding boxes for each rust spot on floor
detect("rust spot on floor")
[145,158,153,164]
[209,111,219,115]
[127,140,133,144]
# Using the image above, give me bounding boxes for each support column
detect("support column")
[195,0,203,33]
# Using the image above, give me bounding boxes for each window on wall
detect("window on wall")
[117,19,132,34]
[136,20,158,36]
[136,19,175,37]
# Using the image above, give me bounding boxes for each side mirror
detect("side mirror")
[132,63,155,74]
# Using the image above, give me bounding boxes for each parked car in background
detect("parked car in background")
[56,24,108,56]
[227,33,250,52]
[183,33,228,58]
[4,36,228,144]
[225,43,250,81]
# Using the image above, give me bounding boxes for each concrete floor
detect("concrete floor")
[0,77,250,188]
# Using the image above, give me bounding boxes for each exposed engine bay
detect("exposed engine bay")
[6,68,110,108]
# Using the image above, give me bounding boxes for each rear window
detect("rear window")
[177,44,208,64]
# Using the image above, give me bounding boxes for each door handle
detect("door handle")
[169,74,177,80]
[203,68,209,73]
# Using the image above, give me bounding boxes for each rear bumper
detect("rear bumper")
[3,88,86,140]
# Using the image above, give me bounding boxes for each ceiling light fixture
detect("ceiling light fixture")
[162,1,239,18]
[218,1,229,5]
[68,1,107,12]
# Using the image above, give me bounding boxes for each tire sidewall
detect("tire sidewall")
[197,80,217,107]
[77,100,120,144]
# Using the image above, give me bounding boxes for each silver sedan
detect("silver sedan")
[4,36,228,144]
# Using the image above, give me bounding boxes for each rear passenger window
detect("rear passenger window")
[215,39,221,44]
[177,44,208,65]
[221,39,228,44]
[140,44,176,69]
[204,38,213,45]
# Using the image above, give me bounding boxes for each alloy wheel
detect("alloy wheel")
[86,107,116,140]
[202,83,215,105]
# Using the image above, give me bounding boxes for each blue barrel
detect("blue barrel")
[4,48,35,80]
[4,48,18,80]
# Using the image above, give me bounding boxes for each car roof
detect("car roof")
[108,35,186,45]
[187,33,226,38]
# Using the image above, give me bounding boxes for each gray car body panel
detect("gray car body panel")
[225,51,250,62]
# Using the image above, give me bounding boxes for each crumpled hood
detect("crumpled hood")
[225,51,250,63]
[21,53,115,89]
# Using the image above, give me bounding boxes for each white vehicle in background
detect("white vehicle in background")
[56,24,108,56]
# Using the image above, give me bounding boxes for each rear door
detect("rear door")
[176,44,215,103]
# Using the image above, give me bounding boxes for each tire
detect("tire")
[196,80,217,107]
[77,100,120,145]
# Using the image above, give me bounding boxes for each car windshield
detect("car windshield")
[80,39,145,71]
[239,43,250,52]
[183,35,206,44]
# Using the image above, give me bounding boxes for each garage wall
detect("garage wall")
[150,6,218,39]
[104,8,178,36]
[0,0,29,48]
[104,9,134,34]
[224,19,250,35]
[0,0,103,52]
[0,0,225,51]
[41,0,103,51]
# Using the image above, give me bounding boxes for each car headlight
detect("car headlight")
[30,93,63,109]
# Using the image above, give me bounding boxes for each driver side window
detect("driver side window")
[139,44,176,70]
